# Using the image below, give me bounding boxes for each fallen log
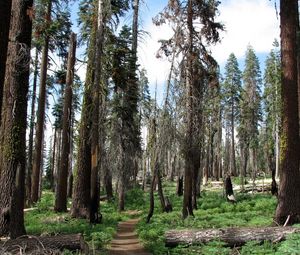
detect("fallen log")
[165,227,300,247]
[0,234,89,254]
[241,184,272,193]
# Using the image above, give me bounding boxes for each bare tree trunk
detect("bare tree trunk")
[176,175,183,196]
[240,145,248,192]
[71,34,95,218]
[203,141,209,185]
[298,5,300,138]
[67,172,73,198]
[118,149,125,211]
[39,140,45,198]
[0,0,12,124]
[103,156,113,200]
[275,0,300,225]
[131,0,140,182]
[67,127,74,198]
[54,128,62,193]
[210,129,216,179]
[146,163,157,223]
[90,0,105,223]
[169,154,176,182]
[50,128,57,192]
[142,155,147,190]
[268,154,278,196]
[275,119,280,179]
[250,148,257,188]
[31,0,52,203]
[26,49,39,204]
[231,104,237,176]
[182,0,194,219]
[55,33,76,212]
[0,0,33,237]
[157,167,167,212]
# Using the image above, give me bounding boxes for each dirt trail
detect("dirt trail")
[107,218,152,255]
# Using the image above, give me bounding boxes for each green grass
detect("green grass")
[25,191,127,253]
[25,184,300,255]
[136,184,298,255]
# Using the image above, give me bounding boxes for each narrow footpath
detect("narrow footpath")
[107,218,152,255]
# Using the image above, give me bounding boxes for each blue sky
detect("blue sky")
[69,0,280,98]
[136,0,280,97]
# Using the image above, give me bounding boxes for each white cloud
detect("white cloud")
[138,23,173,93]
[212,0,280,65]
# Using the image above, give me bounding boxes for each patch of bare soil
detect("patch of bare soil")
[107,218,151,255]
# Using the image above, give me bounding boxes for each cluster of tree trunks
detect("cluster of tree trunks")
[0,234,88,254]
[165,227,300,247]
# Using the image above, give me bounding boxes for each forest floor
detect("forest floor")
[21,179,300,255]
[107,217,152,255]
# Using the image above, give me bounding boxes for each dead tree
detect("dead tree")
[224,174,236,203]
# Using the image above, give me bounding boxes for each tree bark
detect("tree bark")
[182,0,194,219]
[0,0,12,124]
[89,0,105,224]
[146,161,157,223]
[231,103,237,176]
[165,227,300,247]
[67,131,73,198]
[224,175,235,202]
[275,0,300,225]
[1,234,89,254]
[104,163,113,200]
[71,60,93,219]
[55,33,76,212]
[31,0,52,203]
[26,49,39,204]
[49,128,56,192]
[240,145,248,192]
[157,167,167,212]
[0,0,33,237]
[176,175,183,196]
[54,128,62,193]
[130,0,140,182]
[118,157,125,212]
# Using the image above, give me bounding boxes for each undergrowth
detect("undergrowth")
[136,184,300,255]
[24,184,300,255]
[25,191,127,254]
